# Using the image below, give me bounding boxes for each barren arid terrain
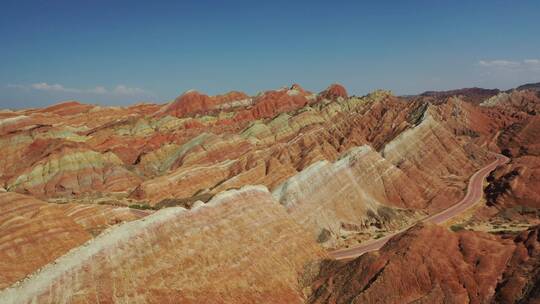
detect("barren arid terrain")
[0,82,539,303]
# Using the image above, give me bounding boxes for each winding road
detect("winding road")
[329,154,509,260]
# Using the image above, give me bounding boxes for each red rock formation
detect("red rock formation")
[0,186,326,303]
[382,104,492,211]
[495,226,540,303]
[160,90,249,117]
[54,203,151,235]
[484,156,540,211]
[34,101,94,116]
[272,145,423,245]
[320,83,348,100]
[308,223,517,303]
[498,115,540,157]
[1,82,537,302]
[6,145,141,198]
[481,115,540,215]
[234,86,310,121]
[0,114,53,136]
[0,192,91,289]
[481,89,540,114]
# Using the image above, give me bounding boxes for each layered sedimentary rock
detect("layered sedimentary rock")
[132,90,414,205]
[1,82,538,302]
[480,115,540,222]
[429,97,503,141]
[498,115,540,157]
[0,192,149,289]
[3,84,471,210]
[495,226,540,303]
[0,192,91,289]
[481,89,540,115]
[159,90,250,117]
[133,93,420,206]
[272,145,423,245]
[307,223,519,304]
[54,203,152,235]
[0,84,489,213]
[0,186,325,304]
[132,158,239,204]
[0,84,497,213]
[485,156,540,210]
[320,83,348,100]
[136,132,252,175]
[6,145,141,198]
[34,101,95,116]
[382,107,490,211]
[233,85,313,121]
[0,114,45,136]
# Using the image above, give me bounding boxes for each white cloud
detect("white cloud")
[478,59,540,70]
[30,82,81,93]
[6,83,153,97]
[478,60,520,68]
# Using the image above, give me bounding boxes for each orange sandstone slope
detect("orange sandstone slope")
[272,145,424,246]
[0,192,147,289]
[0,186,326,304]
[0,192,91,289]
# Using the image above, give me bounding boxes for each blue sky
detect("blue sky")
[1,0,539,108]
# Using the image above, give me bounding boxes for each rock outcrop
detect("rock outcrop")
[382,107,490,211]
[320,83,348,100]
[0,192,91,289]
[35,101,95,116]
[0,192,149,289]
[233,85,312,121]
[272,145,423,245]
[160,90,250,117]
[481,89,540,115]
[494,226,540,303]
[480,115,540,222]
[6,146,141,198]
[54,203,151,236]
[0,186,325,304]
[307,223,519,303]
